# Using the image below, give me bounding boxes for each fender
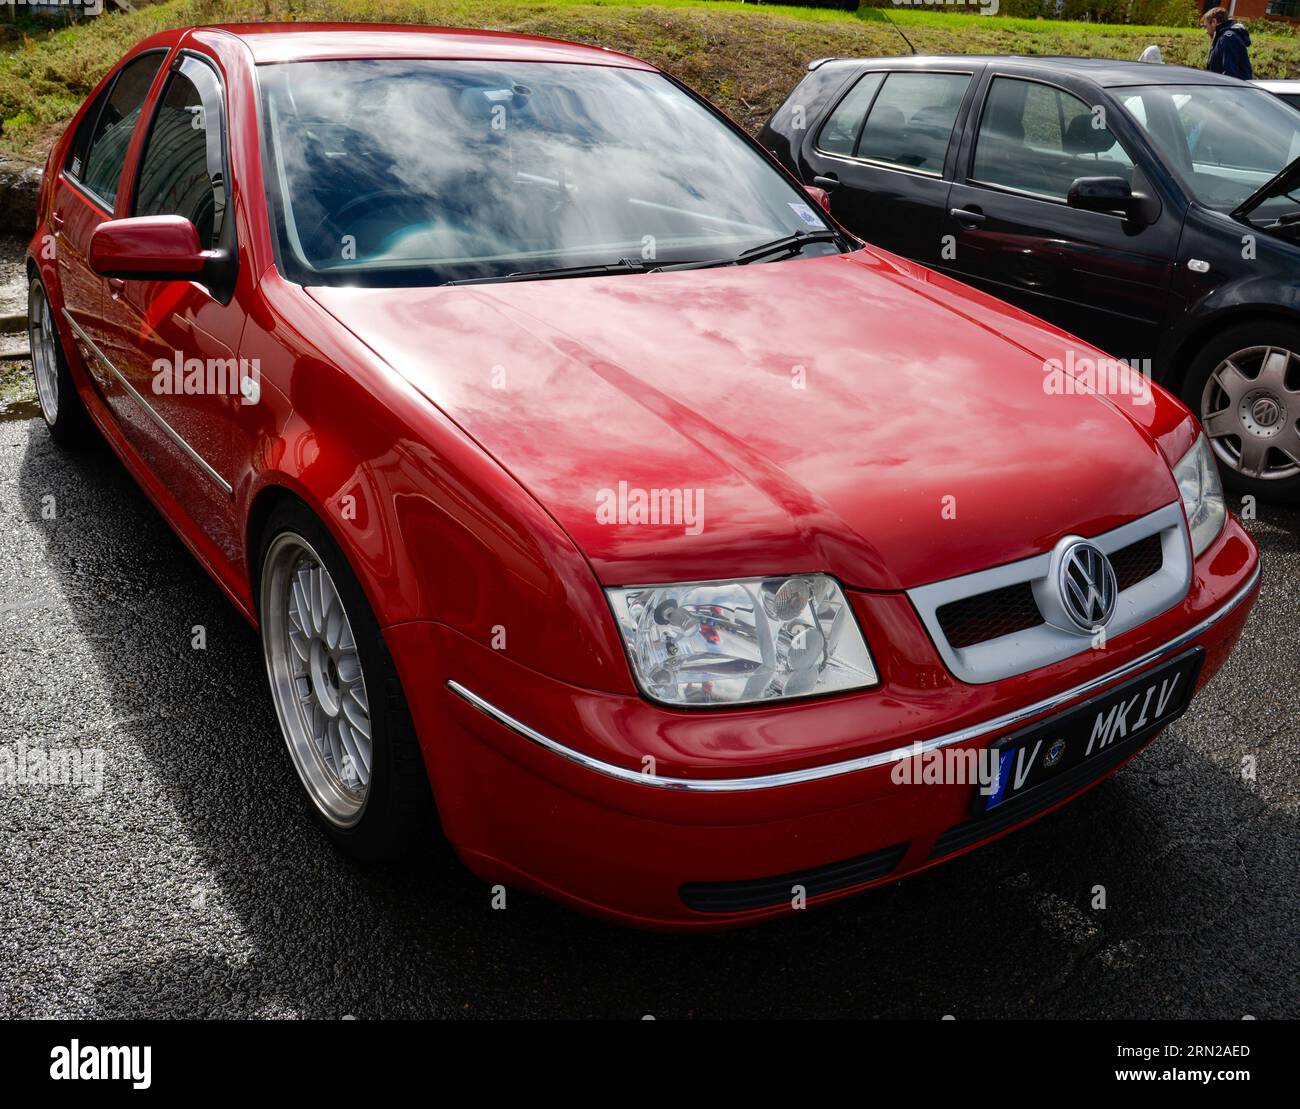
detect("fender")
[240,271,636,696]
[1159,206,1300,382]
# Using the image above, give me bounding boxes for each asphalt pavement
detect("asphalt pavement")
[0,400,1295,1019]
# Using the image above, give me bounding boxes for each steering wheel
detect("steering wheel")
[310,188,434,242]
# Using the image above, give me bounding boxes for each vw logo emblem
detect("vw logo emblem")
[1057,540,1117,632]
[1251,396,1281,428]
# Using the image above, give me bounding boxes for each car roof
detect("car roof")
[822,54,1255,89]
[190,22,656,69]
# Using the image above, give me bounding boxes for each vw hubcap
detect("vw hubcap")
[1201,345,1300,481]
[28,280,59,423]
[261,533,373,828]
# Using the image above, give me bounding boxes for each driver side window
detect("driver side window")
[972,78,1133,201]
[134,57,228,249]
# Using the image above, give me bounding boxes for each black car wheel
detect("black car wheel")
[1182,320,1300,504]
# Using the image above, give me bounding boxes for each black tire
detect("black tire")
[28,274,93,447]
[256,499,437,861]
[1180,320,1300,505]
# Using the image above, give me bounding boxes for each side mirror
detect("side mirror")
[1067,176,1152,223]
[803,184,832,213]
[90,215,231,289]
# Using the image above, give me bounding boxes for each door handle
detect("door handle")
[812,174,840,191]
[51,208,65,229]
[950,207,986,226]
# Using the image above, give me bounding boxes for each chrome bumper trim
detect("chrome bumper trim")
[61,307,233,496]
[447,562,1260,794]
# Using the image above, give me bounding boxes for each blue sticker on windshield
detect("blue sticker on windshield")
[788,202,823,228]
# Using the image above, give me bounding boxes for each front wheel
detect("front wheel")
[1181,321,1300,504]
[258,501,436,860]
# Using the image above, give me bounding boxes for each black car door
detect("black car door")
[802,67,980,267]
[943,71,1181,364]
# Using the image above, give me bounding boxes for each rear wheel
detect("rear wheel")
[28,276,91,446]
[1182,321,1300,504]
[258,501,436,859]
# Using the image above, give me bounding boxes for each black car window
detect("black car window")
[1120,84,1300,216]
[76,52,164,206]
[816,72,884,156]
[135,57,228,249]
[972,77,1134,201]
[855,72,970,174]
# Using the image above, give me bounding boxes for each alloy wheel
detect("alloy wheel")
[1200,345,1300,482]
[28,279,60,424]
[261,531,374,828]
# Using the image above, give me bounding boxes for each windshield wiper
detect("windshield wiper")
[444,259,648,286]
[439,231,843,285]
[651,230,842,273]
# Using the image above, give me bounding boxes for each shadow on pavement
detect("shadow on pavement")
[15,420,1299,1019]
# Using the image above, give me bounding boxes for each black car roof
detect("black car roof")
[816,54,1251,89]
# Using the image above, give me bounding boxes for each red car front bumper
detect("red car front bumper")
[385,517,1258,930]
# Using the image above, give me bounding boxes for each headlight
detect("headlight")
[1174,433,1226,558]
[606,574,878,706]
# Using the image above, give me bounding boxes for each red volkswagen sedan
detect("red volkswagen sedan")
[27,24,1259,928]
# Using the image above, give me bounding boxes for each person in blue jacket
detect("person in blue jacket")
[1202,7,1253,81]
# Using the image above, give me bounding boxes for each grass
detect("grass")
[3,0,1300,162]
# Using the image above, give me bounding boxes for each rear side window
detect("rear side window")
[73,52,164,206]
[972,77,1134,200]
[855,72,970,174]
[816,72,884,156]
[134,57,229,249]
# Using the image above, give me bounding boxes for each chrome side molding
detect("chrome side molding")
[447,561,1259,794]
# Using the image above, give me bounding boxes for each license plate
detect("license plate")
[980,648,1204,812]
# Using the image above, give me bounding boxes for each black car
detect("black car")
[761,56,1300,501]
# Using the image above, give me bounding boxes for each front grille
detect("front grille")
[1110,533,1164,592]
[679,842,909,914]
[935,582,1041,649]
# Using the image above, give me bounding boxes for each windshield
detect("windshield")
[1118,84,1300,216]
[258,59,840,287]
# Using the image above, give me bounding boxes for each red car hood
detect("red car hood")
[308,248,1181,591]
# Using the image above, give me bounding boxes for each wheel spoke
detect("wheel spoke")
[292,571,312,635]
[325,603,344,651]
[1237,436,1271,478]
[342,688,371,739]
[1213,359,1253,405]
[338,719,367,780]
[1276,423,1300,468]
[1202,407,1238,440]
[1257,347,1290,390]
